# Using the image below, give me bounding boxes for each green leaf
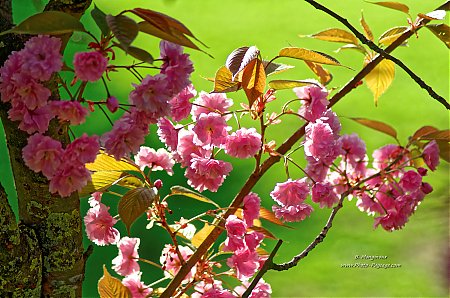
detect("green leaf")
[241,58,266,106]
[378,26,408,46]
[91,5,110,37]
[304,28,359,45]
[169,186,220,208]
[191,223,215,248]
[268,79,318,90]
[118,44,154,64]
[98,265,131,298]
[225,46,260,79]
[212,66,241,93]
[263,60,294,76]
[351,117,398,140]
[85,150,141,172]
[426,24,450,49]
[119,187,157,234]
[367,1,410,14]
[0,11,86,36]
[364,56,395,105]
[106,14,139,49]
[278,47,345,67]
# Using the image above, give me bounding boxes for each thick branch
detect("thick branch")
[161,2,448,296]
[304,0,449,110]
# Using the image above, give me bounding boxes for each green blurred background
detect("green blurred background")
[1,0,448,297]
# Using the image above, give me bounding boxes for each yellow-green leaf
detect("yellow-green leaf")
[118,187,157,234]
[169,186,220,208]
[364,56,395,105]
[305,28,359,45]
[278,47,343,67]
[212,66,241,93]
[304,61,332,85]
[368,1,410,14]
[268,79,318,90]
[241,58,266,106]
[79,171,132,197]
[426,24,450,49]
[98,265,131,298]
[360,12,374,41]
[0,11,86,36]
[378,26,408,46]
[351,117,398,139]
[86,150,140,172]
[106,14,138,49]
[259,207,290,227]
[191,223,215,248]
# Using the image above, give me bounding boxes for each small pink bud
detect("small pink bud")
[417,167,428,177]
[154,179,163,189]
[106,96,119,113]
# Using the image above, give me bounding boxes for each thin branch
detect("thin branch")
[304,0,449,110]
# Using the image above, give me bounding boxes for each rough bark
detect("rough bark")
[0,0,91,297]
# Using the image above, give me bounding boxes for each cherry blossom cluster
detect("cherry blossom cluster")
[268,83,440,231]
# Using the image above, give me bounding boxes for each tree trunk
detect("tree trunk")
[0,0,91,296]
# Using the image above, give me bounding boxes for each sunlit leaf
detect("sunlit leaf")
[335,44,367,54]
[225,46,260,79]
[79,171,134,197]
[351,117,398,139]
[360,12,374,41]
[118,187,157,234]
[191,223,215,248]
[256,247,270,257]
[411,126,438,141]
[304,61,332,85]
[426,24,450,49]
[378,26,408,46]
[278,47,344,67]
[418,10,446,20]
[259,207,291,227]
[250,226,277,239]
[91,5,110,37]
[118,44,154,64]
[364,56,395,105]
[98,265,131,298]
[106,14,138,49]
[241,58,266,106]
[212,66,241,93]
[263,61,294,76]
[420,129,450,141]
[268,79,318,90]
[368,1,410,14]
[86,150,140,172]
[304,28,359,45]
[169,186,220,208]
[117,176,145,189]
[0,11,86,36]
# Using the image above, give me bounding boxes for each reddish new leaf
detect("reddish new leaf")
[368,2,410,14]
[138,22,200,51]
[351,117,398,140]
[411,126,438,141]
[106,14,138,49]
[426,24,450,49]
[421,129,450,141]
[241,58,266,106]
[263,60,294,76]
[225,46,260,79]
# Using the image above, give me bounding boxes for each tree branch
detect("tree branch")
[304,0,449,110]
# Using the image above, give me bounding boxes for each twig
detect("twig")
[304,0,449,110]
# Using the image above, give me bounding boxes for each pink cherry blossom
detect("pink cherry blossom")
[185,156,232,192]
[339,133,366,166]
[400,170,422,192]
[320,109,341,136]
[88,192,102,207]
[225,127,262,159]
[294,82,329,122]
[0,51,24,103]
[170,84,196,122]
[122,271,152,298]
[227,249,260,280]
[84,202,120,246]
[129,73,171,120]
[159,40,194,94]
[270,178,310,206]
[374,197,413,231]
[112,237,140,276]
[192,280,225,298]
[64,134,99,164]
[157,118,180,152]
[49,163,91,197]
[134,146,175,175]
[176,128,212,167]
[234,279,272,298]
[312,182,339,208]
[225,215,247,238]
[201,289,236,298]
[106,96,119,113]
[11,74,51,109]
[272,203,313,222]
[305,156,330,183]
[244,231,264,252]
[50,101,89,125]
[372,144,408,173]
[191,91,233,120]
[20,35,62,81]
[355,192,384,215]
[243,192,261,226]
[422,140,440,171]
[73,51,108,82]
[304,119,340,164]
[8,103,53,134]
[22,133,63,178]
[193,112,230,148]
[160,244,195,283]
